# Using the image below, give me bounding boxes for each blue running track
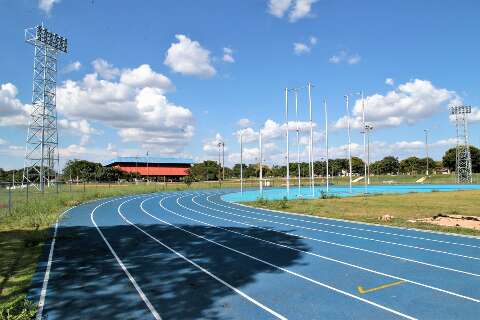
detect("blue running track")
[29,190,480,319]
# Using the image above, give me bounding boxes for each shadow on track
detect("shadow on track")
[29,223,309,320]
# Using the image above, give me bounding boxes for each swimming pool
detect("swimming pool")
[222,184,480,202]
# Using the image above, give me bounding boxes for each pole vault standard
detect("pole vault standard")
[240,131,243,194]
[324,99,329,193]
[307,83,314,197]
[294,88,301,195]
[344,95,352,193]
[259,130,263,196]
[285,88,290,196]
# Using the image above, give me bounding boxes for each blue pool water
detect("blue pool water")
[222,184,480,202]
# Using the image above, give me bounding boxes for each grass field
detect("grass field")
[246,190,480,237]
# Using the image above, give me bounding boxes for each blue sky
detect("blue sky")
[1,0,480,169]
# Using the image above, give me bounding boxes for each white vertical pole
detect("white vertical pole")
[424,129,429,176]
[240,131,243,194]
[259,130,263,196]
[285,88,290,196]
[345,95,352,193]
[295,89,301,195]
[361,91,367,193]
[308,83,314,197]
[324,99,329,193]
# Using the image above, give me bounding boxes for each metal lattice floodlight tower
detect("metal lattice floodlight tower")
[450,105,472,184]
[23,25,68,191]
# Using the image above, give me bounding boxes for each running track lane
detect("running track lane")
[28,190,480,319]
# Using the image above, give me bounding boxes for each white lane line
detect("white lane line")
[178,195,480,303]
[118,196,287,320]
[91,195,162,320]
[148,194,417,320]
[196,196,480,278]
[195,197,480,261]
[228,196,480,241]
[36,206,76,320]
[206,196,480,249]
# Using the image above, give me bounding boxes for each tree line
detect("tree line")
[1,146,479,183]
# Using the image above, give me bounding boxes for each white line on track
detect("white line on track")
[206,195,480,249]
[36,206,76,320]
[91,195,162,320]
[193,196,480,261]
[194,196,480,278]
[117,196,288,320]
[175,194,480,303]
[141,194,418,319]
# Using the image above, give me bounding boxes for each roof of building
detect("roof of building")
[116,166,189,176]
[104,156,193,167]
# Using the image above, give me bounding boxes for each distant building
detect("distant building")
[104,157,193,181]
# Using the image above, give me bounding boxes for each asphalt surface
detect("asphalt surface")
[29,190,480,319]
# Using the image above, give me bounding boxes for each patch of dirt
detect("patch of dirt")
[413,214,480,230]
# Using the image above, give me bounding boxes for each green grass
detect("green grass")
[246,190,480,237]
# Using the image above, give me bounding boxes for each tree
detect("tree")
[442,146,480,172]
[63,160,102,181]
[378,156,399,175]
[187,160,221,181]
[400,157,421,175]
[232,164,247,177]
[351,157,365,175]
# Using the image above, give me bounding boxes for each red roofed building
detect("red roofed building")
[104,157,193,181]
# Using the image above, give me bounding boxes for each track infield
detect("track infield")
[29,190,480,319]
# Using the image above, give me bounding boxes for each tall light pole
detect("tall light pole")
[324,99,329,193]
[361,92,368,192]
[424,129,429,176]
[308,82,314,197]
[364,124,373,188]
[285,88,290,196]
[259,130,263,196]
[146,151,149,183]
[294,88,301,195]
[240,131,244,193]
[344,95,352,193]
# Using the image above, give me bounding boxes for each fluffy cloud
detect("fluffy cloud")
[92,58,121,80]
[120,64,173,91]
[293,36,317,55]
[203,133,226,155]
[164,34,216,78]
[268,0,317,22]
[334,79,460,129]
[237,118,252,127]
[0,83,31,126]
[38,0,60,14]
[329,51,361,65]
[385,78,394,86]
[58,119,98,146]
[57,60,194,154]
[62,61,81,73]
[222,47,235,63]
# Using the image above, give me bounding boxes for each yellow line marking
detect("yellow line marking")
[357,280,405,294]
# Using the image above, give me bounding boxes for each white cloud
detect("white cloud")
[235,127,259,143]
[237,118,252,127]
[0,138,7,145]
[293,35,317,55]
[164,34,216,78]
[57,60,195,154]
[62,61,82,73]
[268,0,292,18]
[385,78,394,86]
[0,83,31,127]
[222,47,235,63]
[293,42,311,55]
[120,64,173,92]
[329,50,361,65]
[38,0,60,14]
[92,58,121,80]
[334,79,460,129]
[58,119,99,146]
[267,0,316,22]
[289,0,317,22]
[203,133,226,155]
